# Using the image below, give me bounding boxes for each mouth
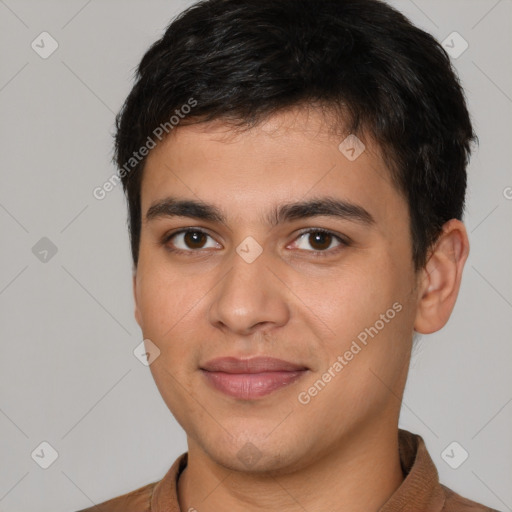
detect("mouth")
[200,356,309,400]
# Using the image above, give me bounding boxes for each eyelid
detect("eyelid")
[292,227,351,246]
[288,228,349,256]
[162,227,221,250]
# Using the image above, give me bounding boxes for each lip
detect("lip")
[200,356,309,400]
[201,356,308,373]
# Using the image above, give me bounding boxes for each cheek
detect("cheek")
[309,258,412,373]
[135,260,212,376]
[308,265,394,337]
[136,263,193,339]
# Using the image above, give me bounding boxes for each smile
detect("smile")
[200,356,309,400]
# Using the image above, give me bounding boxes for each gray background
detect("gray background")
[0,1,511,511]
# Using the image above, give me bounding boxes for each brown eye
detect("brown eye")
[292,229,346,254]
[165,229,221,252]
[183,231,208,249]
[308,231,333,250]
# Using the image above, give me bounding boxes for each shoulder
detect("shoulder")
[441,484,502,512]
[74,481,158,512]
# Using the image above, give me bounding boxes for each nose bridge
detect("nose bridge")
[208,242,290,334]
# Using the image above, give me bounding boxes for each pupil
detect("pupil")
[310,232,331,250]
[185,231,206,248]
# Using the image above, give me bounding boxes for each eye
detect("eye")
[290,229,347,255]
[162,227,349,257]
[163,229,221,253]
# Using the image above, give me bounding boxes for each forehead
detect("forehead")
[140,108,404,227]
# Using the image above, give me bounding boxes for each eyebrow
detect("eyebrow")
[145,196,375,227]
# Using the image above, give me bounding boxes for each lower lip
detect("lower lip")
[201,370,307,399]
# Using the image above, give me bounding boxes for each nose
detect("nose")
[207,247,290,336]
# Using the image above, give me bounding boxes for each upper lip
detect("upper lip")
[200,356,308,374]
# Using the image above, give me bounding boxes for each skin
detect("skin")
[132,107,469,512]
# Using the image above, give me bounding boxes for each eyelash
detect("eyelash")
[161,227,350,258]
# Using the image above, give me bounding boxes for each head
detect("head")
[114,0,474,472]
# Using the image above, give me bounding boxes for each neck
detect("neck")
[177,421,405,512]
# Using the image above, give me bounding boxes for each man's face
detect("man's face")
[134,108,420,472]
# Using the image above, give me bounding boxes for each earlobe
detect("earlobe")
[414,219,470,334]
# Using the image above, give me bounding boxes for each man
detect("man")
[78,0,499,510]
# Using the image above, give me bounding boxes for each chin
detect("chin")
[208,445,296,474]
[195,426,314,475]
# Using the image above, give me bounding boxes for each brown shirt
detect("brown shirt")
[76,429,499,512]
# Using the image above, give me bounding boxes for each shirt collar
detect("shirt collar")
[379,429,445,511]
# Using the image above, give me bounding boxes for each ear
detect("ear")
[414,219,470,334]
[133,271,142,329]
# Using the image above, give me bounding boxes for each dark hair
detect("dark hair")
[114,0,476,270]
